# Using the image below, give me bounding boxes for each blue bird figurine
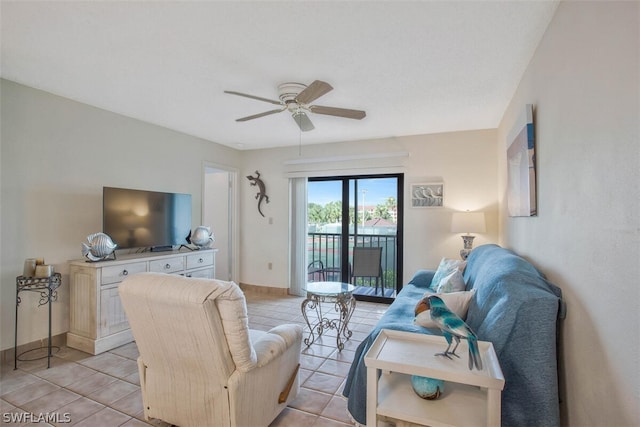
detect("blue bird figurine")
[427,295,483,371]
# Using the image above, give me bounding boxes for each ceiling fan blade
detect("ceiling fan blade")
[236,108,285,122]
[296,80,333,105]
[224,90,282,105]
[292,111,315,132]
[310,105,366,120]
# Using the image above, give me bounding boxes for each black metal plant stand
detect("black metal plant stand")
[15,273,62,369]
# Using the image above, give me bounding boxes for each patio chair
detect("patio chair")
[351,246,383,295]
[307,260,326,282]
[119,273,302,427]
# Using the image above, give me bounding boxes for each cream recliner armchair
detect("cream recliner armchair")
[119,273,302,427]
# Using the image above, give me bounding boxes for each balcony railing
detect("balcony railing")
[307,232,397,293]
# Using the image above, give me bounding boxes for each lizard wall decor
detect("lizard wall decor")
[246,170,269,217]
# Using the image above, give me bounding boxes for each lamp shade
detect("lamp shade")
[451,212,486,234]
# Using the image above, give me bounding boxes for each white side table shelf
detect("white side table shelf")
[364,329,505,427]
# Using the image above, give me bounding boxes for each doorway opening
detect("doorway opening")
[202,164,238,282]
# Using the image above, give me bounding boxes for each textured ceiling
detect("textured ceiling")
[1,1,558,150]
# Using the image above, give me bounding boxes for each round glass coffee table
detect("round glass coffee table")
[301,281,356,351]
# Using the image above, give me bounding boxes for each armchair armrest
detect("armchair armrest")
[252,324,303,368]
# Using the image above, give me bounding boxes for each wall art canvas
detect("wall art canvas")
[411,183,444,208]
[507,104,537,216]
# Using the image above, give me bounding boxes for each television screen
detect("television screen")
[103,187,192,250]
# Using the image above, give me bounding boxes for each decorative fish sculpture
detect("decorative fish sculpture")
[82,232,117,261]
[189,226,215,249]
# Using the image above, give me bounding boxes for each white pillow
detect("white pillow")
[429,258,466,291]
[433,268,466,293]
[414,289,476,329]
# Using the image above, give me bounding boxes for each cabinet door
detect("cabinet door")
[69,266,99,338]
[100,285,129,337]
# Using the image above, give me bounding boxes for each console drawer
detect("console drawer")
[149,257,184,274]
[101,262,147,285]
[186,268,214,279]
[186,252,214,270]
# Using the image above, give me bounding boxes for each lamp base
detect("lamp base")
[459,235,476,260]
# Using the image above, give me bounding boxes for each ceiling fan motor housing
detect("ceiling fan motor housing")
[278,82,307,106]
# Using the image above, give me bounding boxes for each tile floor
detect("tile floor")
[1,291,388,426]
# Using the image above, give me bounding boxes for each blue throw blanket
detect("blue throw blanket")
[342,244,563,427]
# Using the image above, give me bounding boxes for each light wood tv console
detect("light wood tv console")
[67,249,217,355]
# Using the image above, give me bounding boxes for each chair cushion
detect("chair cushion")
[213,279,258,372]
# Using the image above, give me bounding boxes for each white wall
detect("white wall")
[497,2,639,425]
[0,79,241,351]
[239,129,498,289]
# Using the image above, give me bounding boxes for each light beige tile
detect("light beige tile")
[300,354,326,371]
[72,407,131,427]
[121,417,152,426]
[21,388,81,414]
[0,369,41,395]
[303,344,338,358]
[0,398,16,412]
[289,388,332,415]
[52,396,105,426]
[66,372,118,396]
[87,379,139,406]
[110,389,144,418]
[318,359,352,377]
[122,370,140,386]
[312,416,354,426]
[108,343,139,361]
[320,395,353,424]
[53,347,93,362]
[269,407,318,427]
[303,371,344,395]
[33,361,96,387]
[1,378,60,406]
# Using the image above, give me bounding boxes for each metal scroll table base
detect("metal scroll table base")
[15,273,62,369]
[301,284,356,351]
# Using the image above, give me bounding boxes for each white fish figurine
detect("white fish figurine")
[82,232,117,261]
[190,226,215,249]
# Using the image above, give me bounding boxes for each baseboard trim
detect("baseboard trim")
[239,282,289,296]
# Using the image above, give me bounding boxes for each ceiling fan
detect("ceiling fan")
[224,80,366,132]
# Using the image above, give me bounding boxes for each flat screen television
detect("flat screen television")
[103,186,192,250]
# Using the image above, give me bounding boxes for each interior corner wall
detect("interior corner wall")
[0,79,241,351]
[239,130,498,290]
[496,2,639,425]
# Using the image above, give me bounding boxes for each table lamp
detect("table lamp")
[451,211,486,260]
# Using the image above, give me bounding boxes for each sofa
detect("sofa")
[342,244,564,426]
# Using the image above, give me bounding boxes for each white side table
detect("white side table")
[364,329,505,427]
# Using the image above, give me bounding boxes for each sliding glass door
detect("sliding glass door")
[307,174,403,303]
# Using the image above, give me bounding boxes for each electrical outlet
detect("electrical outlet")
[269,217,273,225]
[268,262,273,270]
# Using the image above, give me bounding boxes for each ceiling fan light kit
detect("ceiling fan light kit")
[225,80,366,132]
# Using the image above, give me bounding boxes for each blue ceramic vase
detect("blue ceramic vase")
[410,375,444,400]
